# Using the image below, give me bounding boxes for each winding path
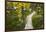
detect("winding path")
[24,11,36,29]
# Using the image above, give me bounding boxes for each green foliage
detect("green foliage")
[32,15,44,29]
[32,3,44,29]
[6,2,44,30]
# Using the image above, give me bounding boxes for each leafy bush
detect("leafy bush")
[32,15,44,29]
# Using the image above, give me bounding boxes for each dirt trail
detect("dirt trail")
[24,11,36,29]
